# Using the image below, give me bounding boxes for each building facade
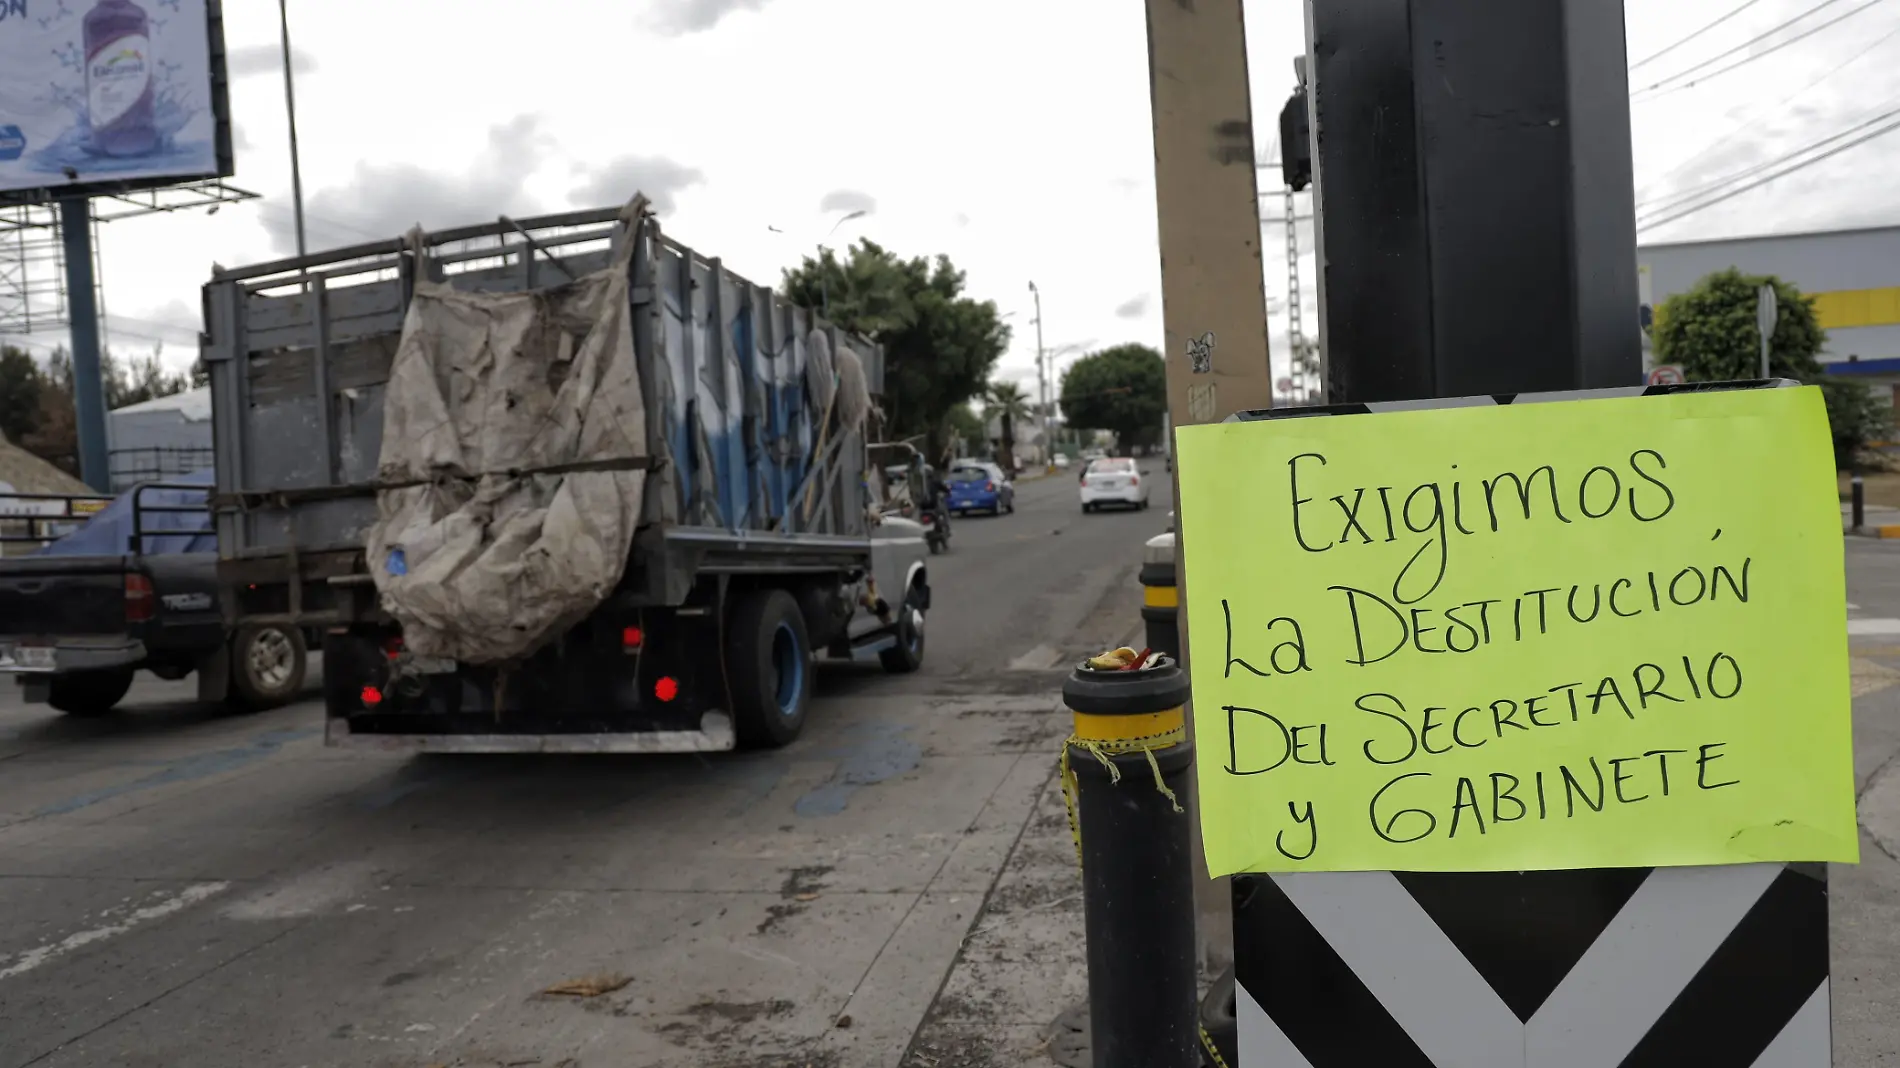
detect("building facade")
[1638,224,1900,401]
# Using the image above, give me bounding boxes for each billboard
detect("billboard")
[0,0,232,204]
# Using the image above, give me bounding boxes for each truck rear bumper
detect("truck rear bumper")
[323,711,737,753]
[0,638,146,675]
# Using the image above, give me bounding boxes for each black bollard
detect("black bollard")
[1063,656,1198,1068]
[1853,472,1865,531]
[1139,532,1181,662]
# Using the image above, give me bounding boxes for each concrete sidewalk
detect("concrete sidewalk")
[902,749,1087,1067]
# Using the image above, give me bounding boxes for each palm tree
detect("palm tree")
[984,381,1034,474]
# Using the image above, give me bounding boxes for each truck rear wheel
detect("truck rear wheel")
[229,623,308,712]
[48,668,135,717]
[727,588,812,749]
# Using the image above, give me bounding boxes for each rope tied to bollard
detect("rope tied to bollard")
[1063,721,1187,818]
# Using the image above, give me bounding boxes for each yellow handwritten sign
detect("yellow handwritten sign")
[1177,386,1856,875]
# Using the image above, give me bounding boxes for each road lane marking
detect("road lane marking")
[1008,644,1063,671]
[224,861,380,920]
[1848,618,1900,636]
[0,882,228,981]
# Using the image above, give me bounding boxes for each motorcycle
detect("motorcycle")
[921,499,951,554]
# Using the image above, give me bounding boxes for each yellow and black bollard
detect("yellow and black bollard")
[1062,649,1198,1068]
[1139,532,1180,662]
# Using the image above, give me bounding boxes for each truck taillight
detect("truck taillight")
[383,635,404,659]
[124,573,154,623]
[654,676,680,702]
[622,625,644,650]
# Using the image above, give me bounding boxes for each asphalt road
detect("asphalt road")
[0,467,1173,1068]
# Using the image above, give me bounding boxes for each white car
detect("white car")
[1080,457,1150,512]
[1053,454,1071,469]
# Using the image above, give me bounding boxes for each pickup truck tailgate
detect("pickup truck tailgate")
[0,556,127,637]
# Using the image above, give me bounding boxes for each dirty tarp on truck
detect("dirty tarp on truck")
[363,198,650,664]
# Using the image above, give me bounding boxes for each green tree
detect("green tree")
[1059,343,1167,450]
[983,380,1033,472]
[1654,269,1824,380]
[1656,268,1887,468]
[0,345,45,443]
[1815,379,1892,471]
[110,346,190,408]
[943,403,986,460]
[782,240,1009,455]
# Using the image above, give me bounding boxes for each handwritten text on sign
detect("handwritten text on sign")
[1176,388,1857,875]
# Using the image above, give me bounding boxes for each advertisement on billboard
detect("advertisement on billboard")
[0,0,230,201]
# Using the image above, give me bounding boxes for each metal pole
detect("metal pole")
[1030,281,1047,465]
[278,0,307,259]
[58,197,109,492]
[1853,472,1865,531]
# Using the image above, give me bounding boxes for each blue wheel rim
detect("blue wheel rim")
[772,621,804,716]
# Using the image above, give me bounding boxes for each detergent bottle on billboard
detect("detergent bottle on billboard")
[83,0,158,157]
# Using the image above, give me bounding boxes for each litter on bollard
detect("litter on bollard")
[1061,649,1200,1068]
[1140,531,1180,662]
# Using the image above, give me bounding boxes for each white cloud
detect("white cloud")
[570,156,706,215]
[643,0,775,35]
[8,0,1896,379]
[224,43,318,78]
[818,189,878,216]
[260,114,558,254]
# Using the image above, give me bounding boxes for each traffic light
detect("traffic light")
[1279,87,1312,192]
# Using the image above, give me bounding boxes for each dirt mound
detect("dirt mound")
[0,436,95,555]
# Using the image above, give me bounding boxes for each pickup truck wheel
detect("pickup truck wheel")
[878,594,925,674]
[229,624,308,712]
[48,669,134,717]
[728,589,812,749]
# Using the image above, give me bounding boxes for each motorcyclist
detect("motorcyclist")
[909,458,951,547]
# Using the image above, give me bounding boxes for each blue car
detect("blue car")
[946,463,1015,515]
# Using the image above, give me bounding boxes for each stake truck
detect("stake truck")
[201,200,929,753]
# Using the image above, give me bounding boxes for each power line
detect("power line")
[1640,18,1900,197]
[1631,0,1847,96]
[1630,0,1769,71]
[1638,98,1900,222]
[1638,0,1892,101]
[1638,107,1900,231]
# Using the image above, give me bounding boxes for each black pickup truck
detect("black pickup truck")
[0,481,307,717]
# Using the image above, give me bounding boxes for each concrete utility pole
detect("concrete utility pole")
[1142,0,1277,975]
[58,198,110,492]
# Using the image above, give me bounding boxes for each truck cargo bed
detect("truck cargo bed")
[202,205,885,625]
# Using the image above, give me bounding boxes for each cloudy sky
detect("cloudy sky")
[5,0,1900,401]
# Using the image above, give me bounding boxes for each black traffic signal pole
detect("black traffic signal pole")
[1241,0,1645,1049]
[1305,0,1640,400]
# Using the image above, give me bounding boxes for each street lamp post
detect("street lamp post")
[1029,281,1048,468]
[278,0,307,260]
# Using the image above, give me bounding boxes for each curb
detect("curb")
[1846,526,1900,539]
